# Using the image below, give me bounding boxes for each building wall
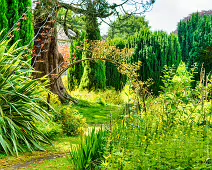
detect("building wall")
[58,41,70,75]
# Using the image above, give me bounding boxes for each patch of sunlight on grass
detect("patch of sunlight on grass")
[94,115,106,119]
[72,101,124,124]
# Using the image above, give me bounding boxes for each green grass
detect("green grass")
[21,157,73,170]
[72,99,124,125]
[0,136,80,169]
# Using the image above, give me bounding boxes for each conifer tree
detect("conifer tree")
[0,0,8,39]
[68,31,85,90]
[0,0,33,49]
[18,0,34,47]
[6,0,20,43]
[79,2,106,90]
[107,29,182,92]
[177,11,212,75]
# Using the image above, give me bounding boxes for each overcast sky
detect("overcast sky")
[145,0,212,33]
[101,0,212,34]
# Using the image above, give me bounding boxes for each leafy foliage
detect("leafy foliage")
[36,120,63,140]
[0,39,50,155]
[107,15,150,39]
[70,128,108,169]
[59,107,87,136]
[106,38,128,90]
[106,29,182,92]
[102,63,212,169]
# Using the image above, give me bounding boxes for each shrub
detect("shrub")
[71,88,124,105]
[39,91,87,137]
[36,120,63,140]
[59,106,87,136]
[0,38,51,155]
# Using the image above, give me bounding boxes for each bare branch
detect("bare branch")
[60,2,87,14]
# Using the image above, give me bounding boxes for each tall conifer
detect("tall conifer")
[0,0,8,39]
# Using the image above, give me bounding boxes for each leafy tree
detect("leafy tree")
[108,15,150,39]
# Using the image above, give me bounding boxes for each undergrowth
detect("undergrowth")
[102,63,212,169]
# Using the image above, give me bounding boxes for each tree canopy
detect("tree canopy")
[177,11,212,75]
[107,15,150,39]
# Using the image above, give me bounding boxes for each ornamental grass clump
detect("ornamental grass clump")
[0,38,51,155]
[70,128,107,169]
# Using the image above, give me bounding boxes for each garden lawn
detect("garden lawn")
[72,99,123,125]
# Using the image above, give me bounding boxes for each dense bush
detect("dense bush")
[60,107,87,136]
[50,105,87,137]
[36,120,63,140]
[37,90,88,137]
[0,39,50,155]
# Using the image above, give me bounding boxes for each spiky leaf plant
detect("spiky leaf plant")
[0,38,51,155]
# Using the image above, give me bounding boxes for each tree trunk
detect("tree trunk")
[33,1,73,103]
